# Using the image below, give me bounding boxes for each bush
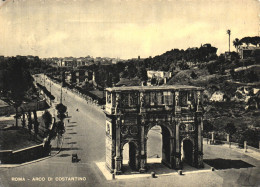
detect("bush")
[190,71,198,79]
[56,103,67,114]
[42,110,52,130]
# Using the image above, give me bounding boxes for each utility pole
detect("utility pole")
[60,86,63,104]
[49,79,52,106]
[44,73,45,87]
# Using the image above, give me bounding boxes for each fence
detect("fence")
[203,138,260,153]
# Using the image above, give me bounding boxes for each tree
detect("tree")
[55,103,67,148]
[56,121,65,135]
[21,110,26,128]
[190,71,198,79]
[42,110,52,131]
[61,71,66,87]
[55,103,67,136]
[27,111,32,133]
[136,65,148,81]
[226,29,231,53]
[33,110,39,137]
[233,38,241,53]
[240,37,251,47]
[56,103,67,121]
[4,57,33,127]
[225,122,237,139]
[251,36,260,47]
[203,120,213,138]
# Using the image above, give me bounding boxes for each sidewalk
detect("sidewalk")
[203,140,260,160]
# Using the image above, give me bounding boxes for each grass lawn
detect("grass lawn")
[0,127,42,151]
[0,113,47,151]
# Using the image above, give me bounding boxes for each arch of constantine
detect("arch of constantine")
[104,85,204,174]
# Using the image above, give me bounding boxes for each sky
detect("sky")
[0,0,259,59]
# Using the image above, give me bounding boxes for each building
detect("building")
[210,91,227,102]
[147,70,172,85]
[75,70,85,83]
[104,85,204,174]
[239,46,260,59]
[85,70,93,82]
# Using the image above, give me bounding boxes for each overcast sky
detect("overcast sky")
[0,0,259,59]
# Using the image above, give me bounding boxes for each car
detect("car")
[72,154,78,163]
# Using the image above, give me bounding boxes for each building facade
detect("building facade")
[104,85,204,174]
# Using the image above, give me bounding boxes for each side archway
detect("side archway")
[121,140,140,171]
[181,137,195,166]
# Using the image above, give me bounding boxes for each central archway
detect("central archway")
[146,125,162,159]
[146,123,173,169]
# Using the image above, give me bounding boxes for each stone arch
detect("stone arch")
[121,139,139,151]
[145,122,174,138]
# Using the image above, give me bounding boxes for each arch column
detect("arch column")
[139,123,147,173]
[196,114,204,168]
[115,115,122,175]
[174,120,181,169]
[173,91,182,169]
[169,135,175,169]
[196,90,204,168]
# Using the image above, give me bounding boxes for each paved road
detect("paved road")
[0,75,259,187]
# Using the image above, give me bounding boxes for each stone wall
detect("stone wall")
[0,143,48,164]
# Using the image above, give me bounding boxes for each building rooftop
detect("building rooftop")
[106,85,203,92]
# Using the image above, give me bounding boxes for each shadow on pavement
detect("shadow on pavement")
[68,132,77,134]
[52,147,81,151]
[58,154,71,157]
[204,159,255,170]
[67,125,77,127]
[67,142,77,145]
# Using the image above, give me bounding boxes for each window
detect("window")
[163,91,173,105]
